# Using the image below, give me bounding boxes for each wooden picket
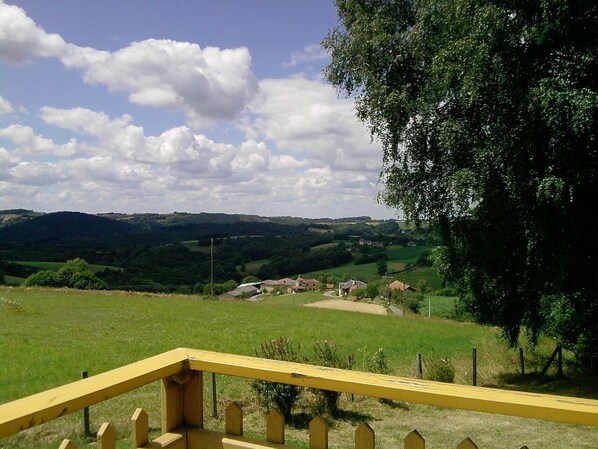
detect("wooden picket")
[266,408,285,444]
[404,429,425,449]
[54,403,541,449]
[97,422,116,449]
[355,422,375,449]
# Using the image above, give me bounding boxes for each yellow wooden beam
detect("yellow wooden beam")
[184,348,598,427]
[0,348,188,439]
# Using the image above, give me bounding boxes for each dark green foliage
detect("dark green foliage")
[251,337,306,420]
[1,211,429,295]
[310,340,354,416]
[0,261,40,279]
[22,270,60,287]
[366,282,381,300]
[324,0,598,366]
[23,258,106,290]
[424,357,456,383]
[257,242,352,279]
[361,347,391,375]
[395,292,423,315]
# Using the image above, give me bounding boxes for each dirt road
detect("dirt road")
[304,299,387,315]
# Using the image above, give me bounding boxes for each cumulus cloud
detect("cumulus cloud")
[9,160,67,186]
[0,124,78,156]
[248,77,382,171]
[0,3,257,128]
[0,1,393,218]
[0,1,67,62]
[63,39,258,127]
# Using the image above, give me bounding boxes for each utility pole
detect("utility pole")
[210,237,214,298]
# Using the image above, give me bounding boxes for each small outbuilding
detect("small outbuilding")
[388,280,416,293]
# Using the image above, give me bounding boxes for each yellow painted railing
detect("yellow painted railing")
[1,347,597,448]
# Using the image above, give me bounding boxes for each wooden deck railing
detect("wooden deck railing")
[1,347,597,448]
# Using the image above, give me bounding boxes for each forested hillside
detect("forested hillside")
[0,210,433,293]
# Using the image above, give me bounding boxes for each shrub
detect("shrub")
[361,347,390,375]
[23,258,106,290]
[251,337,305,420]
[404,293,423,314]
[23,270,59,287]
[424,357,455,383]
[311,340,353,415]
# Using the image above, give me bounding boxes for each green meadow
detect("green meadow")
[1,287,596,449]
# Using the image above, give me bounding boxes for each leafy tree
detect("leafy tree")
[366,281,380,300]
[324,0,598,365]
[376,259,387,276]
[23,270,60,287]
[350,287,367,299]
[23,258,106,290]
[242,275,260,283]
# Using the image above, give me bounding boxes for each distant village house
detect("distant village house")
[388,280,416,293]
[339,279,367,296]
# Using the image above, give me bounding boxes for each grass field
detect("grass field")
[1,287,596,449]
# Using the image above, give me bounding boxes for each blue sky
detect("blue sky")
[0,0,397,219]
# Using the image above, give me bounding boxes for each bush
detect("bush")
[23,270,59,287]
[361,347,390,375]
[251,337,306,420]
[404,293,423,314]
[424,357,455,383]
[434,286,457,297]
[23,258,106,290]
[311,340,353,415]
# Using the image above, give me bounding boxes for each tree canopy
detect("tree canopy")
[23,258,107,290]
[324,0,598,365]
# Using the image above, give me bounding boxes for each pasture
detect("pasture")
[1,287,596,449]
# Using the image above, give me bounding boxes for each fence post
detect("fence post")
[557,344,563,377]
[161,369,203,432]
[416,353,423,379]
[541,344,562,376]
[81,371,90,437]
[472,348,477,386]
[211,373,218,418]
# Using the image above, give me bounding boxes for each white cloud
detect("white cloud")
[0,0,395,218]
[0,124,78,156]
[284,43,329,68]
[0,95,15,117]
[63,39,258,128]
[0,4,258,128]
[248,77,382,171]
[0,1,67,62]
[9,160,67,186]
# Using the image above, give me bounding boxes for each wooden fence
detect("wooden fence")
[1,348,597,448]
[56,402,531,449]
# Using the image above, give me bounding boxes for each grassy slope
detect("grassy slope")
[1,287,596,449]
[0,288,494,403]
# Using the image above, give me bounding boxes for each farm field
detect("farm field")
[1,287,596,449]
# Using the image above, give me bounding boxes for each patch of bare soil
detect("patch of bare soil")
[304,299,387,315]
